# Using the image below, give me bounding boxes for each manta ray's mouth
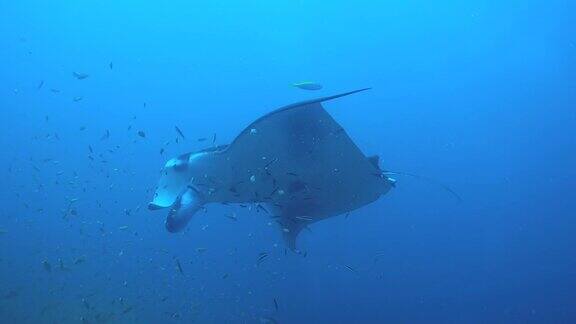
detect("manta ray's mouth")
[147,202,165,210]
[165,186,205,233]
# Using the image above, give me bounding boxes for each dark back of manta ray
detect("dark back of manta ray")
[230,101,387,219]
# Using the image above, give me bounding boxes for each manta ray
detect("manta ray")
[148,88,397,251]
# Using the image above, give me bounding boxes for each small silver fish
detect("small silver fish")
[73,72,89,80]
[293,81,323,90]
[175,259,184,274]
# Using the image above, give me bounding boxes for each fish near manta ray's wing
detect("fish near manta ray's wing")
[223,88,392,250]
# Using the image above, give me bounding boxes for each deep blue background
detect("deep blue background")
[1,0,575,323]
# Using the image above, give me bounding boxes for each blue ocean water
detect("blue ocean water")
[1,0,575,323]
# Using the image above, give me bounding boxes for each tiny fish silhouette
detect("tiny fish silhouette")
[293,81,322,90]
[72,72,89,80]
[175,126,186,139]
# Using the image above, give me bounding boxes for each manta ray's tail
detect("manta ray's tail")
[383,171,463,202]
